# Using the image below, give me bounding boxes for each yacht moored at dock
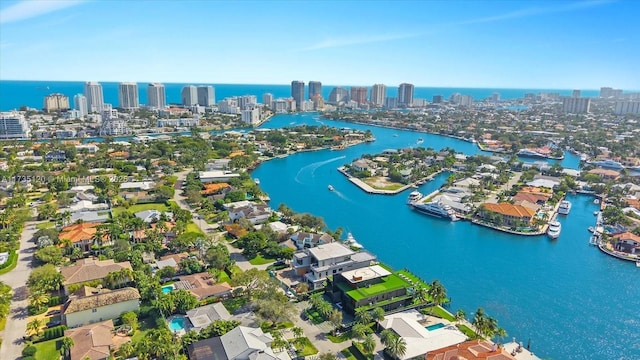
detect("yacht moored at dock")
[410,200,458,221]
[558,200,571,215]
[547,220,561,239]
[407,191,423,204]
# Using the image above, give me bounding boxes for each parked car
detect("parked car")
[46,320,61,328]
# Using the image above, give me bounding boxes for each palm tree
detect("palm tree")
[328,309,343,335]
[27,318,45,336]
[292,326,304,341]
[29,291,50,312]
[385,334,407,360]
[350,323,370,340]
[371,307,385,322]
[355,308,372,325]
[454,309,466,324]
[362,334,376,354]
[60,336,74,357]
[473,308,487,338]
[427,280,448,308]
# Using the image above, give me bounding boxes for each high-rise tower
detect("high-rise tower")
[74,94,88,117]
[84,81,104,113]
[197,85,215,106]
[291,81,305,111]
[350,87,367,104]
[309,81,322,99]
[398,83,414,107]
[370,84,386,107]
[118,82,140,110]
[147,83,166,109]
[182,85,198,106]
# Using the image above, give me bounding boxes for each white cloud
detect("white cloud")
[301,33,420,51]
[0,0,85,24]
[458,0,614,25]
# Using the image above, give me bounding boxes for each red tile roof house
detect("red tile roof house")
[175,272,233,301]
[60,258,132,294]
[478,203,537,227]
[612,232,640,255]
[59,222,103,252]
[64,320,116,360]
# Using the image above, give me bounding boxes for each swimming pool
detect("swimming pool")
[169,317,186,332]
[426,322,446,331]
[161,285,175,294]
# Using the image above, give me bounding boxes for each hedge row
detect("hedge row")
[0,251,17,270]
[33,325,67,343]
[48,295,63,307]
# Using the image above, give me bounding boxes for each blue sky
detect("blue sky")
[0,0,638,89]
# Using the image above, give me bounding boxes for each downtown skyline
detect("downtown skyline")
[0,0,639,89]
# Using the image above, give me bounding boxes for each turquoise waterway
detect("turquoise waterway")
[251,113,640,360]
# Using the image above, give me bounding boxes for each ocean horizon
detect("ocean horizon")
[0,80,604,111]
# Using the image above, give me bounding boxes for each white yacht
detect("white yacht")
[588,159,624,170]
[407,191,423,204]
[328,185,334,191]
[344,232,363,249]
[558,200,571,215]
[411,200,458,221]
[547,220,561,239]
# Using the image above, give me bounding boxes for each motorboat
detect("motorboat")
[558,200,571,215]
[588,226,595,233]
[328,185,334,191]
[254,178,260,185]
[636,261,640,268]
[411,200,458,221]
[344,232,363,249]
[594,198,600,204]
[547,220,561,240]
[593,211,600,216]
[407,191,423,204]
[417,138,424,144]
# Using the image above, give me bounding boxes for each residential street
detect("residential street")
[172,169,269,271]
[0,220,39,360]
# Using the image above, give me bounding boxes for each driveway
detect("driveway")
[0,221,39,360]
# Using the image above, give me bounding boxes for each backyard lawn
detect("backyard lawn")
[33,339,60,360]
[112,203,170,216]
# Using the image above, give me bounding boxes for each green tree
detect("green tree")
[427,280,448,307]
[205,243,232,270]
[121,311,139,331]
[355,308,373,325]
[362,334,376,354]
[0,282,12,321]
[29,291,50,312]
[384,333,407,359]
[28,264,63,293]
[35,245,64,265]
[27,318,44,336]
[255,298,295,326]
[328,309,343,335]
[60,336,74,357]
[351,323,370,340]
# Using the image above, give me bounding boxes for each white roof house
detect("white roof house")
[199,170,241,183]
[379,310,467,360]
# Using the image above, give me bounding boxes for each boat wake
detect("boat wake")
[332,189,353,203]
[294,156,346,184]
